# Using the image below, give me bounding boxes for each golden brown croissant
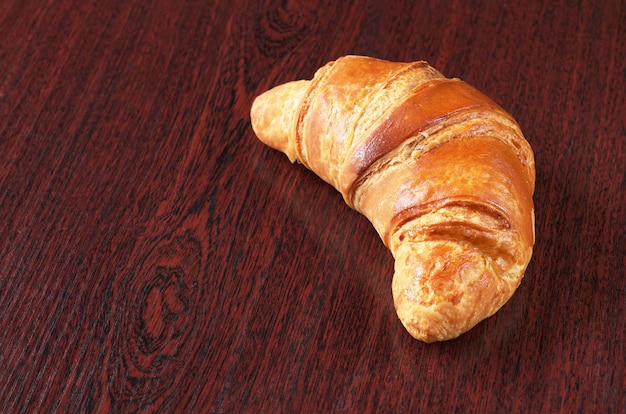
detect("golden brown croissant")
[250,55,535,342]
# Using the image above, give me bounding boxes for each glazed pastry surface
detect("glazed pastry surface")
[251,55,535,342]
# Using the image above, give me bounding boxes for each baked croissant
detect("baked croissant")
[250,55,535,342]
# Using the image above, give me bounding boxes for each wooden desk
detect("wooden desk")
[1,0,623,411]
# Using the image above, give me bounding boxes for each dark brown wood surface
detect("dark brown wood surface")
[1,0,624,412]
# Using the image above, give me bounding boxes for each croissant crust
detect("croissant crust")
[251,55,535,342]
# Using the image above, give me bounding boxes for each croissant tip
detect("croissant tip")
[391,237,524,342]
[250,80,310,163]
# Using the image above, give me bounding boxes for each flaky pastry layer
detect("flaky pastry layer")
[250,55,535,342]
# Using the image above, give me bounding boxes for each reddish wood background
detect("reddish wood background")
[0,0,624,412]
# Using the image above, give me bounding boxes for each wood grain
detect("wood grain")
[0,0,624,412]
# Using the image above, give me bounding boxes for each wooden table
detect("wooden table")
[1,0,624,412]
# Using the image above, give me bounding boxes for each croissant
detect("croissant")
[250,55,535,342]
